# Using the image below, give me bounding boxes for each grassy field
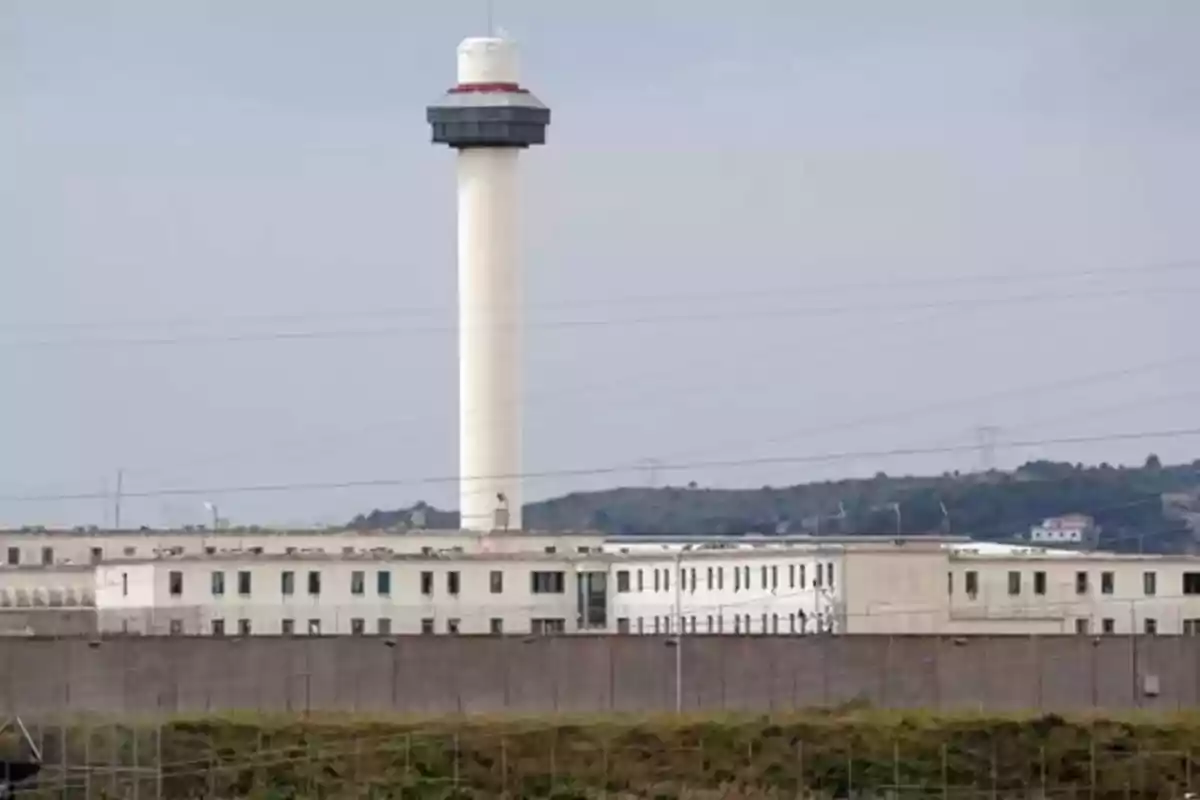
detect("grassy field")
[5,711,1200,798]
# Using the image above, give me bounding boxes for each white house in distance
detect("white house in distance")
[1029,513,1095,544]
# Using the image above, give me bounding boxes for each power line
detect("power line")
[3,426,1198,504]
[5,282,1200,350]
[5,256,1198,334]
[629,349,1200,467]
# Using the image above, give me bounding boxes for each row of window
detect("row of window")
[1073,617,1200,635]
[167,616,567,636]
[615,610,833,635]
[951,570,1200,598]
[162,569,567,599]
[614,563,834,595]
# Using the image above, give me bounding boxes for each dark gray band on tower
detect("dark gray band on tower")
[427,90,551,149]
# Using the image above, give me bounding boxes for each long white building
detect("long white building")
[5,527,1200,637]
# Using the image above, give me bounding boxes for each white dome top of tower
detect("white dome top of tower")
[457,36,519,85]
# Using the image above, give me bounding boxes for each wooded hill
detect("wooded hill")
[350,455,1200,553]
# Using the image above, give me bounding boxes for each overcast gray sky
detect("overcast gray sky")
[3,1,1198,528]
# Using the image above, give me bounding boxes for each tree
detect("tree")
[1145,453,1163,470]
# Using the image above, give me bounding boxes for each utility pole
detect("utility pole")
[639,458,663,488]
[113,469,124,530]
[975,425,1000,472]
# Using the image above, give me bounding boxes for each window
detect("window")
[281,618,295,635]
[772,614,779,634]
[237,571,252,597]
[734,568,741,592]
[965,571,978,597]
[707,567,714,590]
[350,618,365,635]
[377,618,391,635]
[788,565,796,588]
[1074,618,1089,635]
[123,546,136,557]
[761,566,768,589]
[708,615,715,632]
[307,619,321,635]
[1007,571,1021,596]
[420,618,434,634]
[1101,572,1114,595]
[211,619,225,636]
[281,571,294,596]
[717,567,724,590]
[827,563,835,588]
[377,570,391,596]
[734,616,741,634]
[1184,619,1200,636]
[653,616,661,634]
[617,617,630,634]
[690,568,697,593]
[1034,571,1047,595]
[743,566,750,588]
[637,617,644,634]
[761,613,768,633]
[814,565,822,588]
[1184,573,1200,596]
[444,618,460,635]
[654,569,661,592]
[169,571,183,597]
[771,565,778,590]
[1144,571,1157,596]
[211,571,225,596]
[350,571,365,596]
[1102,618,1115,634]
[307,571,321,596]
[664,569,670,592]
[41,547,53,565]
[798,564,805,589]
[490,617,504,634]
[616,570,630,593]
[531,571,566,594]
[5,547,18,565]
[491,570,505,594]
[169,619,183,635]
[947,572,953,595]
[90,547,103,564]
[1145,618,1158,635]
[447,571,460,596]
[420,571,434,596]
[238,619,251,636]
[637,569,644,592]
[1075,571,1089,595]
[122,572,128,597]
[531,618,566,635]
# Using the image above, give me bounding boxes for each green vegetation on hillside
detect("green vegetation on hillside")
[351,456,1200,553]
[7,713,1200,798]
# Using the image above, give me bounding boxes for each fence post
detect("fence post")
[132,723,140,800]
[847,741,853,799]
[1089,733,1097,800]
[797,739,804,799]
[893,739,900,793]
[155,720,163,800]
[941,742,948,800]
[500,734,507,799]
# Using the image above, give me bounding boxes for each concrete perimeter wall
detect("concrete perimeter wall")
[2,635,1198,716]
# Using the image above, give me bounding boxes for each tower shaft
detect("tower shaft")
[457,148,521,530]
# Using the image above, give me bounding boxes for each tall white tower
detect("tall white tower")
[427,37,550,532]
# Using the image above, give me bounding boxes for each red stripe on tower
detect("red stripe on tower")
[449,82,528,94]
